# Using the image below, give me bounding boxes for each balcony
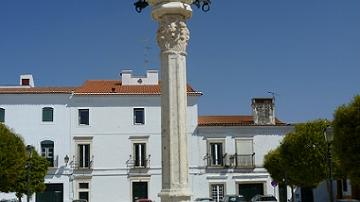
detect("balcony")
[70,155,94,170]
[230,153,255,169]
[204,153,255,170]
[126,155,151,172]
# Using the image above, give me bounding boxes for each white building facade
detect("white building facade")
[0,70,294,202]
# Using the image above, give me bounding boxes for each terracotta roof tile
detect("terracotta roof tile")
[0,80,202,95]
[198,115,286,126]
[0,87,75,94]
[73,80,202,95]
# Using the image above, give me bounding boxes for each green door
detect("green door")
[238,183,264,201]
[279,184,288,202]
[36,183,63,202]
[132,182,148,202]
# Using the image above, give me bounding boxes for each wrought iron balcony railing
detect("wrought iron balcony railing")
[230,153,255,169]
[126,155,151,169]
[204,153,255,169]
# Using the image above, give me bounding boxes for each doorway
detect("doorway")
[132,181,148,202]
[36,183,63,202]
[238,183,264,201]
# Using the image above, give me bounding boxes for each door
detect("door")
[132,181,148,202]
[238,183,264,201]
[36,183,63,202]
[300,187,314,202]
[279,184,288,202]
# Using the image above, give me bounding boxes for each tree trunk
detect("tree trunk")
[291,186,295,202]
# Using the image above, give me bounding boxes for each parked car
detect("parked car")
[222,195,247,202]
[135,199,153,202]
[72,200,87,202]
[194,198,214,201]
[251,194,277,202]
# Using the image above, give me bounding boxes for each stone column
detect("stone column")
[148,1,192,201]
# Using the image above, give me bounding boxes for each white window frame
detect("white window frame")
[40,140,55,167]
[209,183,226,202]
[207,139,225,167]
[133,108,145,125]
[129,177,150,202]
[42,107,54,123]
[78,108,90,126]
[74,137,93,169]
[75,180,91,202]
[129,136,149,168]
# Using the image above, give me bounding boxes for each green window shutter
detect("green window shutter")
[0,108,4,122]
[42,107,54,122]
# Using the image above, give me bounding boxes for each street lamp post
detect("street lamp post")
[324,126,334,202]
[25,145,33,202]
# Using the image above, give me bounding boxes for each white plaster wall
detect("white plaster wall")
[0,94,72,202]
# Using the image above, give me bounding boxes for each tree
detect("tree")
[264,148,289,185]
[279,120,328,188]
[0,124,48,202]
[264,148,297,202]
[0,123,26,192]
[333,95,360,184]
[15,150,48,202]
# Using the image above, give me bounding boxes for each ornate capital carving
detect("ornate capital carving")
[157,15,190,53]
[147,0,194,6]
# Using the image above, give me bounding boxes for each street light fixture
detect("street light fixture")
[134,0,212,13]
[324,126,334,202]
[64,155,70,166]
[25,145,33,202]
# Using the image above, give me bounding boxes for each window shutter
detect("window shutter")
[236,139,253,154]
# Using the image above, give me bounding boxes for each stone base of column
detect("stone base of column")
[158,188,192,202]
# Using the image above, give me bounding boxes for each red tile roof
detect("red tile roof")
[0,87,75,94]
[73,80,202,96]
[0,81,202,96]
[198,115,286,126]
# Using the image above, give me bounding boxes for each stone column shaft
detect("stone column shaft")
[151,2,192,201]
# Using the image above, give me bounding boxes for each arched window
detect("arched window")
[0,108,5,123]
[41,140,54,167]
[42,107,54,122]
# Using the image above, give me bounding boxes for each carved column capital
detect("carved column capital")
[157,15,190,54]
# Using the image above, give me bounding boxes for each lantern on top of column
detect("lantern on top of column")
[134,0,211,13]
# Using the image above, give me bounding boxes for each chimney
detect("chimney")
[251,98,275,125]
[20,74,34,87]
[120,70,158,85]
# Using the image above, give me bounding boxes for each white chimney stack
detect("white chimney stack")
[252,98,275,125]
[120,70,158,85]
[20,74,34,87]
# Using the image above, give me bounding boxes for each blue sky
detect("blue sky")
[0,0,359,123]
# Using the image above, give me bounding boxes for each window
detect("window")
[0,108,4,123]
[342,179,348,192]
[133,108,145,124]
[78,144,91,168]
[235,139,254,168]
[208,142,224,166]
[42,107,54,122]
[74,137,93,169]
[78,109,89,125]
[41,140,54,167]
[78,182,90,202]
[134,143,147,167]
[210,184,225,202]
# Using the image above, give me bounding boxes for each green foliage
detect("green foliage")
[333,95,360,184]
[264,148,290,185]
[264,120,329,188]
[15,150,48,198]
[0,124,48,197]
[0,124,26,192]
